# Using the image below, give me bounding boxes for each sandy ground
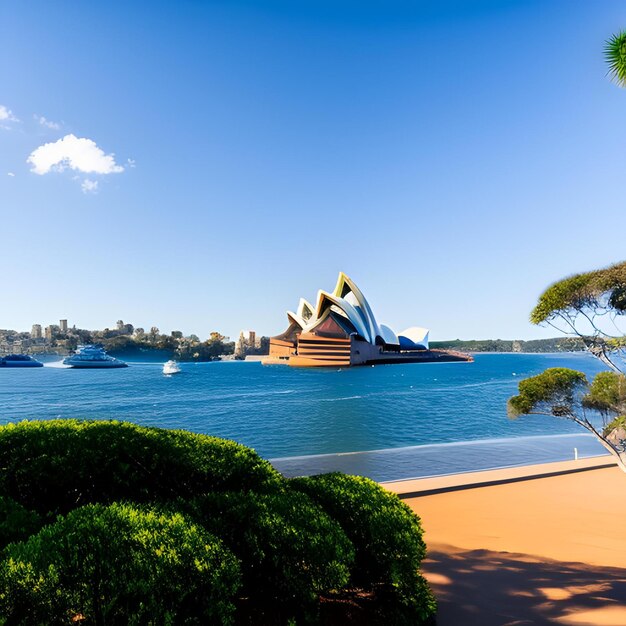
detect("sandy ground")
[384,459,626,625]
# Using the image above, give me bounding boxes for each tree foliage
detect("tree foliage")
[582,370,626,415]
[605,31,626,87]
[529,260,626,372]
[507,368,588,417]
[0,503,241,625]
[0,419,282,519]
[185,490,355,621]
[430,337,585,353]
[0,497,41,550]
[515,257,626,471]
[531,261,626,325]
[509,368,626,470]
[291,473,436,625]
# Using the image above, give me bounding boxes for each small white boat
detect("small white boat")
[163,360,181,375]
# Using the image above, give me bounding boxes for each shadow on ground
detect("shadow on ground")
[424,546,626,626]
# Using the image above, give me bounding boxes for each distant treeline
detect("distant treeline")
[101,334,235,362]
[430,337,585,353]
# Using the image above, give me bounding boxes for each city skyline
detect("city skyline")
[4,318,239,341]
[2,1,626,341]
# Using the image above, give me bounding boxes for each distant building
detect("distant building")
[241,330,256,346]
[45,324,59,341]
[235,331,254,357]
[31,324,42,339]
[60,319,68,333]
[116,320,134,335]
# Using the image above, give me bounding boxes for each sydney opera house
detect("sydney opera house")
[264,272,472,368]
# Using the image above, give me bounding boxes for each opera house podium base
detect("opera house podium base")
[262,335,472,368]
[261,351,473,368]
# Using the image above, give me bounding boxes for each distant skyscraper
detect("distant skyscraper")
[235,330,257,358]
[59,319,68,333]
[31,324,42,339]
[241,330,256,345]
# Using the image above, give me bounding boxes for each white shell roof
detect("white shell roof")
[286,272,429,348]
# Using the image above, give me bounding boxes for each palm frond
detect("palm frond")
[605,31,626,87]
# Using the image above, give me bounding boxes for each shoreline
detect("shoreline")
[270,433,609,483]
[383,455,615,495]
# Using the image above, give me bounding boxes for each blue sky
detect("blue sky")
[2,0,626,341]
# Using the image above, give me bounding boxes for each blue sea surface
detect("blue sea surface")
[0,353,611,480]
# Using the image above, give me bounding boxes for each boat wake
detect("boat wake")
[45,360,71,369]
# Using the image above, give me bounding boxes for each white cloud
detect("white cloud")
[27,134,125,176]
[0,105,18,122]
[35,115,60,130]
[7,172,15,177]
[81,179,99,194]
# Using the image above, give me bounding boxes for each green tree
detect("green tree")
[155,335,178,351]
[65,336,78,351]
[529,260,626,372]
[102,335,138,354]
[508,368,626,471]
[259,336,270,354]
[205,332,234,358]
[509,260,626,472]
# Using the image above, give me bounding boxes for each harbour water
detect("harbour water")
[0,353,610,480]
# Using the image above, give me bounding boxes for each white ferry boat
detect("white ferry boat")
[63,345,128,369]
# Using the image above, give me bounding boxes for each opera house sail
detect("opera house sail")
[263,272,473,368]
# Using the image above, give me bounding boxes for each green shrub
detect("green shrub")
[0,502,241,625]
[185,489,355,622]
[0,420,436,624]
[0,420,282,518]
[0,497,41,550]
[291,473,436,625]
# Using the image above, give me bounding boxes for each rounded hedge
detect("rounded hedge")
[0,419,282,518]
[291,473,436,625]
[0,496,41,550]
[0,421,437,624]
[186,489,355,622]
[0,502,241,625]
